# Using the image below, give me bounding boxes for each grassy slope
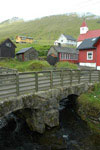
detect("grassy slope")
[0,59,78,72]
[77,83,100,134]
[0,59,52,72]
[0,14,100,44]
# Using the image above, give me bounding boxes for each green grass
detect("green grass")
[0,59,52,72]
[78,83,100,110]
[56,61,78,69]
[0,58,78,72]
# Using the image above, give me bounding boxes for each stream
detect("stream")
[0,97,100,150]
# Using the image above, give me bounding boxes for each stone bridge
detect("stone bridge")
[0,82,94,133]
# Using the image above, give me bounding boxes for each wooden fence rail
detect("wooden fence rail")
[0,69,100,99]
[0,67,17,74]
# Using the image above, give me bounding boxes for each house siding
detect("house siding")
[97,44,100,67]
[24,48,38,61]
[79,49,96,63]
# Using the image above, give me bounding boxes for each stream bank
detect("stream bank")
[0,94,100,150]
[77,83,100,135]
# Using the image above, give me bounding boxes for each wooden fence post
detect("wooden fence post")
[16,72,19,96]
[70,70,72,85]
[61,70,63,86]
[35,72,38,92]
[50,71,53,89]
[99,71,100,82]
[78,70,80,84]
[89,70,91,83]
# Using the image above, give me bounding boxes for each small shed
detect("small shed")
[16,47,38,61]
[47,46,79,65]
[0,38,16,58]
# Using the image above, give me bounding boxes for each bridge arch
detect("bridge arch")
[0,83,93,133]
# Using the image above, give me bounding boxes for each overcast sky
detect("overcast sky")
[1,0,100,22]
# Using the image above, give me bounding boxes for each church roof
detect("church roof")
[77,29,100,41]
[81,21,87,27]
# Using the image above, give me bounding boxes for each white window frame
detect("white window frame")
[87,51,93,60]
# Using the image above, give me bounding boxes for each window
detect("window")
[21,37,26,40]
[6,42,11,47]
[61,53,63,60]
[64,53,66,59]
[61,53,66,60]
[87,52,93,60]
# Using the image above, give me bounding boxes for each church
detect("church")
[77,20,100,47]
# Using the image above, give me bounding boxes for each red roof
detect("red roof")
[81,21,87,27]
[77,29,100,41]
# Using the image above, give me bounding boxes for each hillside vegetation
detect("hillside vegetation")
[77,83,100,134]
[0,14,100,44]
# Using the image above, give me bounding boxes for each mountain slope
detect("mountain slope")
[0,14,100,44]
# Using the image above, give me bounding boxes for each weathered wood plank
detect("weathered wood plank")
[19,82,35,87]
[38,84,50,88]
[0,85,16,91]
[19,89,35,95]
[35,72,38,92]
[0,89,16,96]
[19,86,35,92]
[38,80,50,85]
[19,78,35,83]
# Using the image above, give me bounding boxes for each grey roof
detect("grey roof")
[63,34,76,41]
[16,47,33,55]
[77,37,100,50]
[53,46,78,54]
[18,36,33,39]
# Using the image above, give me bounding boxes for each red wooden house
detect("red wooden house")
[77,36,100,70]
[47,46,79,65]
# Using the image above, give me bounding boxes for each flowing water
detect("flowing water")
[0,97,100,150]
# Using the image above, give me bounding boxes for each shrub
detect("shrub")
[56,61,78,69]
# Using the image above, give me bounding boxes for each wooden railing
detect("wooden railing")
[0,69,100,99]
[0,67,17,74]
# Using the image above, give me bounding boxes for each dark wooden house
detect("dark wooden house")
[0,38,16,58]
[47,46,79,65]
[16,47,38,61]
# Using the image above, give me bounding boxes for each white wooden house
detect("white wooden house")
[54,34,77,46]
